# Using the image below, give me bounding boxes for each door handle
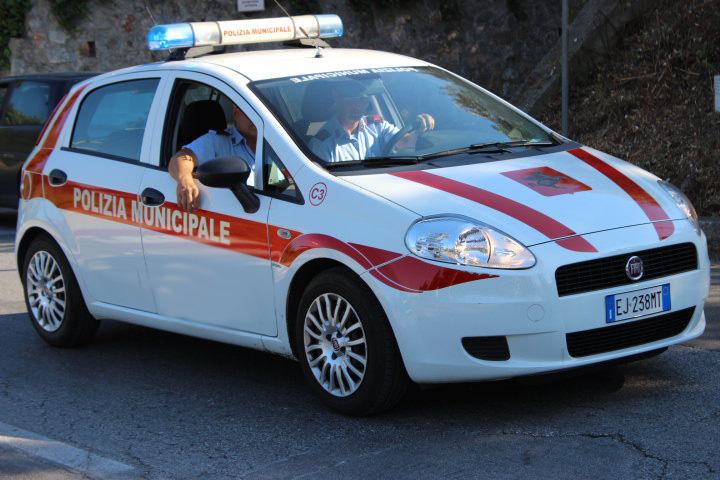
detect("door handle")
[141,187,165,206]
[48,169,67,186]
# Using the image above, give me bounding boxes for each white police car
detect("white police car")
[16,15,710,415]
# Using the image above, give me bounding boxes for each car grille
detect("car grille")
[462,336,510,361]
[566,307,695,358]
[555,243,697,297]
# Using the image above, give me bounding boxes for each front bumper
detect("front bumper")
[368,220,710,384]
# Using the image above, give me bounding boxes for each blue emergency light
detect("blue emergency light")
[148,23,195,50]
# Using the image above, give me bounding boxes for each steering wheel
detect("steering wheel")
[381,118,423,156]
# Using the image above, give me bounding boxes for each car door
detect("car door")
[138,72,277,336]
[41,74,164,312]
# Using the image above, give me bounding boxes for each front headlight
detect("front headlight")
[658,180,699,228]
[405,216,536,269]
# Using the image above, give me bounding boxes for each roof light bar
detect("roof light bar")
[148,14,343,51]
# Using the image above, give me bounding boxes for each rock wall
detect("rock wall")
[9,0,584,104]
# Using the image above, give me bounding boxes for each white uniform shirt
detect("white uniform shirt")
[183,125,255,167]
[309,115,399,162]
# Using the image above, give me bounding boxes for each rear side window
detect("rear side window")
[2,81,52,126]
[71,79,159,161]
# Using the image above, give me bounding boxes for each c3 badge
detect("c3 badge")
[310,182,327,206]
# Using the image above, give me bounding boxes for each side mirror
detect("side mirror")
[196,156,260,214]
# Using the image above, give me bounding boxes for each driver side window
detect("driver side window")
[165,81,235,160]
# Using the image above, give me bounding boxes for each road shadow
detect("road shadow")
[5,313,660,420]
[2,310,634,412]
[0,208,16,254]
[0,208,16,226]
[1,307,710,480]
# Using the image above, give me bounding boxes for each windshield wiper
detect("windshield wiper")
[324,156,419,169]
[469,140,556,149]
[360,156,419,167]
[322,140,556,169]
[416,140,557,162]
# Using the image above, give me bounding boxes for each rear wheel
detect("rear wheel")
[295,268,409,415]
[21,235,99,346]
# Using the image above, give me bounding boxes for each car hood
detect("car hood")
[340,147,683,252]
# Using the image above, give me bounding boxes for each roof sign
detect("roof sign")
[148,14,343,51]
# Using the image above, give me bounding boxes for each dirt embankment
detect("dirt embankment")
[537,0,720,217]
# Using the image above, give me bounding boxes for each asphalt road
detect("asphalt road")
[0,208,718,480]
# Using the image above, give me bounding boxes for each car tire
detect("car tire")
[21,235,99,347]
[295,267,409,415]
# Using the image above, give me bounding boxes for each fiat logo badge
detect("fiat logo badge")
[626,256,644,281]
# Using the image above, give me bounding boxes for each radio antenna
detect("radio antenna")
[145,1,158,25]
[273,0,309,38]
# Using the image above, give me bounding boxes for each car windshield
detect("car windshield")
[250,66,554,167]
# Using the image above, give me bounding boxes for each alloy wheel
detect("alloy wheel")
[26,250,66,332]
[303,293,367,397]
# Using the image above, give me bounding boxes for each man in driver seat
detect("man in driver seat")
[309,80,434,163]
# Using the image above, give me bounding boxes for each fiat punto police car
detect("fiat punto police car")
[16,15,710,415]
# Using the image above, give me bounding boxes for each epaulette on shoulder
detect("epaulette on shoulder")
[211,129,231,136]
[366,114,384,124]
[315,130,330,141]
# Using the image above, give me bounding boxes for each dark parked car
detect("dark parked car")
[0,72,96,208]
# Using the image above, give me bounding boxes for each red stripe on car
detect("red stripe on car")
[376,256,498,291]
[43,179,498,293]
[35,93,67,146]
[348,243,403,267]
[43,178,269,258]
[390,170,597,253]
[367,269,422,293]
[280,235,496,292]
[269,226,303,263]
[279,234,373,269]
[42,85,89,150]
[653,220,675,240]
[24,149,52,178]
[22,171,45,200]
[568,148,674,240]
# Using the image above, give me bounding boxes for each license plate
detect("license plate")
[605,284,671,323]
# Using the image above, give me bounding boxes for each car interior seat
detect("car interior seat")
[293,81,335,143]
[177,100,227,150]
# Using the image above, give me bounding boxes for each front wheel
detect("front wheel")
[295,268,409,415]
[21,235,99,347]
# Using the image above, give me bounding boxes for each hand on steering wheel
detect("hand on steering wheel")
[382,114,435,156]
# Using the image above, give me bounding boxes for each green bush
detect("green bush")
[49,0,90,32]
[0,0,32,69]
